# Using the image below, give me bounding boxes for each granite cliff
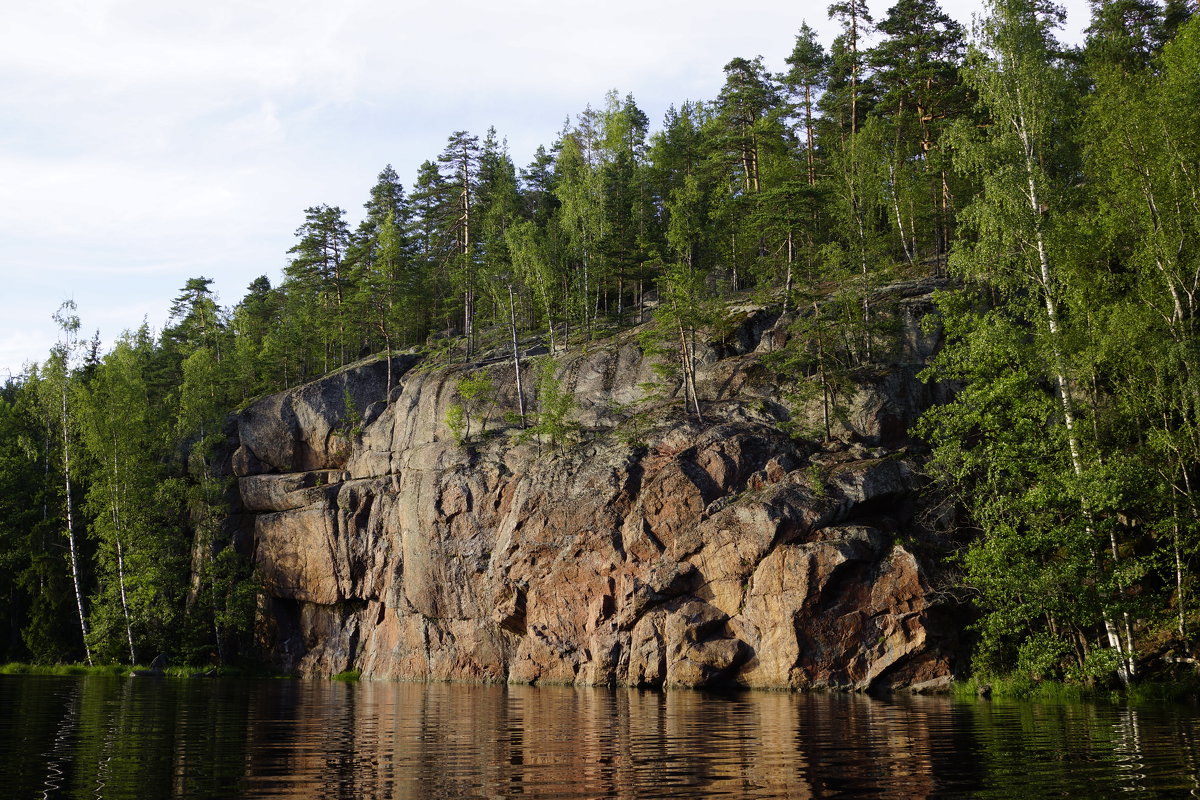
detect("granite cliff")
[224,280,961,691]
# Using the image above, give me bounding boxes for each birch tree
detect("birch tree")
[39,301,92,665]
[78,333,183,664]
[927,0,1139,683]
[1082,14,1200,648]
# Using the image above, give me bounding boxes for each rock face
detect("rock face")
[228,281,960,691]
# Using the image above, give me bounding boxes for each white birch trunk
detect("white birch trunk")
[61,385,91,665]
[1017,96,1135,683]
[509,285,526,427]
[111,449,135,665]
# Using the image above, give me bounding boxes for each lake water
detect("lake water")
[2,676,1198,799]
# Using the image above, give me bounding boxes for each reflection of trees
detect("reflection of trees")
[960,699,1200,798]
[0,676,256,798]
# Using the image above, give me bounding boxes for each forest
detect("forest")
[0,0,1197,686]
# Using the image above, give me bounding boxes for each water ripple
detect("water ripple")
[3,676,1200,799]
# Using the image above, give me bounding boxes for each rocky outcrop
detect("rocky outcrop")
[228,281,960,691]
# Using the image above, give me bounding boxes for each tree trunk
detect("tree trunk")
[783,230,794,315]
[675,316,703,424]
[850,8,860,136]
[889,164,914,264]
[805,85,816,185]
[111,447,135,665]
[61,383,91,665]
[116,536,135,665]
[814,302,832,442]
[1018,99,1135,683]
[509,285,526,428]
[384,328,393,400]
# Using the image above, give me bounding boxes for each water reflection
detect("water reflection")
[2,676,1199,799]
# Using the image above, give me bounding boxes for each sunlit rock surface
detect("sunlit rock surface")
[227,281,961,691]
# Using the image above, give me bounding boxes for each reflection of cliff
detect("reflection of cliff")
[9,678,1200,798]
[237,682,950,799]
[228,282,959,690]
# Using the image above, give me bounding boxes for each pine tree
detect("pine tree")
[165,277,226,359]
[285,205,352,371]
[716,57,779,196]
[1084,0,1168,70]
[647,103,714,286]
[870,0,966,265]
[411,158,457,339]
[352,211,416,396]
[230,276,281,398]
[439,131,483,354]
[477,127,523,336]
[520,145,559,226]
[712,59,786,291]
[345,165,417,356]
[597,92,652,317]
[361,164,411,241]
[825,0,876,136]
[784,23,830,186]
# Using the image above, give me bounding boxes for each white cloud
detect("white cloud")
[0,0,1093,374]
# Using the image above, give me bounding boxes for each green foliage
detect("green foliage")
[0,662,130,677]
[1066,647,1124,684]
[0,376,66,664]
[523,358,580,451]
[637,262,714,421]
[3,10,1199,686]
[341,387,364,438]
[953,675,1099,702]
[76,333,186,665]
[446,403,467,444]
[918,11,1200,686]
[803,464,828,497]
[447,373,497,444]
[208,549,258,650]
[285,205,353,372]
[766,286,865,441]
[1014,632,1073,681]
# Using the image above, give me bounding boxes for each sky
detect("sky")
[0,0,1092,380]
